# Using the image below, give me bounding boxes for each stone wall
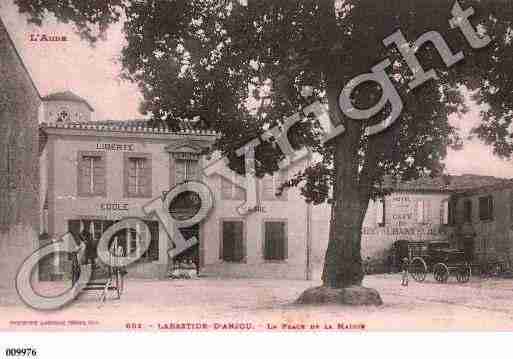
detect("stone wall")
[0,19,41,291]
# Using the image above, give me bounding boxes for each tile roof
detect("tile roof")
[42,91,95,111]
[39,119,218,136]
[396,174,513,193]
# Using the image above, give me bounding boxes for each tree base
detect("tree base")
[296,285,383,306]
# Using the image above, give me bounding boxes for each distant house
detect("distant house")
[357,174,513,272]
[0,18,41,290]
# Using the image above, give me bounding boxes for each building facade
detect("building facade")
[39,95,328,280]
[0,18,41,291]
[450,181,513,264]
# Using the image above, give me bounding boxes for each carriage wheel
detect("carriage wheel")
[456,264,471,283]
[409,257,427,282]
[433,263,449,283]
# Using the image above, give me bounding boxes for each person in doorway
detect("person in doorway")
[401,257,409,286]
[79,228,96,267]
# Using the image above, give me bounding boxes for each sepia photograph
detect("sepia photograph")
[1,0,513,355]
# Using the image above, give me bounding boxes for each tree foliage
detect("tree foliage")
[15,0,513,288]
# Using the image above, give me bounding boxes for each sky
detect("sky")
[1,0,513,178]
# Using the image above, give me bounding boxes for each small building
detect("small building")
[39,94,325,280]
[450,178,513,264]
[358,175,513,272]
[0,18,41,291]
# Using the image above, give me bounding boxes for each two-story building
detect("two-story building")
[39,92,327,280]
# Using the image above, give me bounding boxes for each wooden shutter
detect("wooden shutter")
[277,169,288,201]
[78,156,91,195]
[93,156,106,195]
[141,157,152,197]
[187,160,199,181]
[127,158,137,195]
[262,175,274,201]
[232,221,244,262]
[441,200,449,224]
[222,222,234,261]
[376,199,385,226]
[264,221,286,260]
[417,200,424,223]
[176,160,186,184]
[222,221,244,262]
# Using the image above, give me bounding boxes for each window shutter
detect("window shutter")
[423,200,431,223]
[233,221,244,262]
[376,199,385,226]
[142,158,152,197]
[176,160,186,184]
[127,158,136,195]
[93,157,106,195]
[262,175,274,201]
[441,200,449,225]
[264,222,286,261]
[417,201,425,223]
[278,169,288,201]
[78,156,91,195]
[187,160,199,181]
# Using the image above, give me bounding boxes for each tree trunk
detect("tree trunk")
[321,77,370,289]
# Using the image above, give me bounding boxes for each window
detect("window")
[479,195,494,221]
[440,199,456,225]
[220,220,245,262]
[221,176,246,200]
[261,170,288,201]
[417,200,430,224]
[125,154,152,197]
[375,198,385,227]
[464,199,472,223]
[67,219,159,262]
[263,221,287,261]
[78,152,105,196]
[176,159,199,184]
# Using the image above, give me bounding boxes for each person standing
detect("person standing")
[401,257,410,286]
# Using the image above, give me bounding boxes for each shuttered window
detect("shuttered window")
[176,159,199,184]
[417,200,431,224]
[125,155,152,197]
[464,200,472,223]
[376,198,385,227]
[263,221,287,261]
[221,220,245,262]
[78,153,106,196]
[479,195,494,221]
[221,176,245,200]
[261,170,288,201]
[440,200,449,225]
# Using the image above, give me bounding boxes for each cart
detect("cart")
[406,241,471,283]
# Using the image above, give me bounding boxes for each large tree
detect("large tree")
[15,0,513,298]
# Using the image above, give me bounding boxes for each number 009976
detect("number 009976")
[5,348,37,357]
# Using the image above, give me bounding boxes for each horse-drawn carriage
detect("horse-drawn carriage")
[393,240,471,283]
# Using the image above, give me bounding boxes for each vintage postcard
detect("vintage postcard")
[1,0,513,345]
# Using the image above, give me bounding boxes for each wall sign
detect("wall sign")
[96,143,134,151]
[100,203,129,211]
